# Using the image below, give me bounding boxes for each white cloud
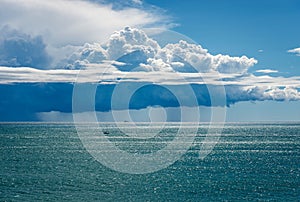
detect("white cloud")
[106,27,160,60]
[61,28,257,74]
[244,86,300,101]
[213,54,257,74]
[155,40,257,74]
[0,0,165,47]
[1,65,300,89]
[139,58,174,72]
[256,69,279,74]
[288,47,300,56]
[0,66,78,83]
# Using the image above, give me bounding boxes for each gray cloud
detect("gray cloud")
[0,26,51,69]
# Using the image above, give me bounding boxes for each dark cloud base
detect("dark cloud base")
[0,83,73,121]
[2,82,296,121]
[0,83,214,121]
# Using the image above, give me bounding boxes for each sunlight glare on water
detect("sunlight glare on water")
[0,122,299,201]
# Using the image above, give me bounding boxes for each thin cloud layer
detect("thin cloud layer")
[256,69,279,74]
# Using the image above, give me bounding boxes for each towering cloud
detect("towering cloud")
[62,27,257,74]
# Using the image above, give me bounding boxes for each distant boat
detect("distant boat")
[103,131,110,134]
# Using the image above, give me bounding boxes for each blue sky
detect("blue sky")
[0,0,300,122]
[147,0,300,76]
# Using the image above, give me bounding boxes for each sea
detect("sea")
[0,122,299,201]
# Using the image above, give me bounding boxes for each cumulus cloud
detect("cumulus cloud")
[60,43,108,69]
[213,55,257,74]
[288,47,300,56]
[60,27,257,74]
[0,26,51,69]
[226,85,300,105]
[158,41,257,74]
[0,0,169,68]
[107,27,160,60]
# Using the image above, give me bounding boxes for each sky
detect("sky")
[147,0,300,75]
[0,0,300,122]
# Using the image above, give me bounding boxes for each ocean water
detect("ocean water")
[0,123,299,201]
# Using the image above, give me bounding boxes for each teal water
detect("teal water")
[0,123,299,201]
